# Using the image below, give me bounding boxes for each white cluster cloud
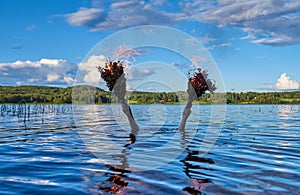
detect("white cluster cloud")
[64,76,75,83]
[64,0,300,46]
[78,55,108,84]
[76,55,156,85]
[0,58,68,69]
[0,50,161,89]
[276,73,299,90]
[0,55,158,87]
[47,73,60,82]
[0,58,76,85]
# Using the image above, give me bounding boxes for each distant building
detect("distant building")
[159,100,166,104]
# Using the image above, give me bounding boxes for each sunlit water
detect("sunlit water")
[0,104,300,194]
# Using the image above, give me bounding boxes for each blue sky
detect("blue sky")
[1,0,300,92]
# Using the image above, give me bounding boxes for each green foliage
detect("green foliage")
[0,85,300,104]
[0,85,110,104]
[225,91,300,104]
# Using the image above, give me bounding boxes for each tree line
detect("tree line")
[0,85,299,104]
[226,91,300,104]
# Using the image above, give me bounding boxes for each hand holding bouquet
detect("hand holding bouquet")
[98,61,139,133]
[179,68,216,131]
[98,61,126,102]
[187,68,216,102]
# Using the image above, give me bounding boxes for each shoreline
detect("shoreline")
[1,85,300,105]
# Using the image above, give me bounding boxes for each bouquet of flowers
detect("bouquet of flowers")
[187,68,216,101]
[98,61,126,102]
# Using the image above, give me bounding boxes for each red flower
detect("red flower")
[98,61,126,100]
[188,68,216,99]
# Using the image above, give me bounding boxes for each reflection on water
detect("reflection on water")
[99,165,131,194]
[277,105,298,118]
[74,104,198,171]
[0,104,300,194]
[181,150,214,194]
[277,105,299,127]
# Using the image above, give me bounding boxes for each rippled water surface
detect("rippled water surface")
[0,104,300,194]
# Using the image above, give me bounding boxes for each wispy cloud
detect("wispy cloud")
[188,0,300,46]
[11,45,23,50]
[208,42,232,50]
[126,66,156,81]
[64,0,185,31]
[199,34,216,44]
[26,24,36,31]
[170,62,186,68]
[64,0,300,46]
[66,7,105,28]
[276,73,299,90]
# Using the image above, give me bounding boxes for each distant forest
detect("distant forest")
[0,85,300,104]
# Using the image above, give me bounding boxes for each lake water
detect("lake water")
[0,104,300,194]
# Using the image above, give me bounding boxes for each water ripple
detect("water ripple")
[0,104,300,194]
